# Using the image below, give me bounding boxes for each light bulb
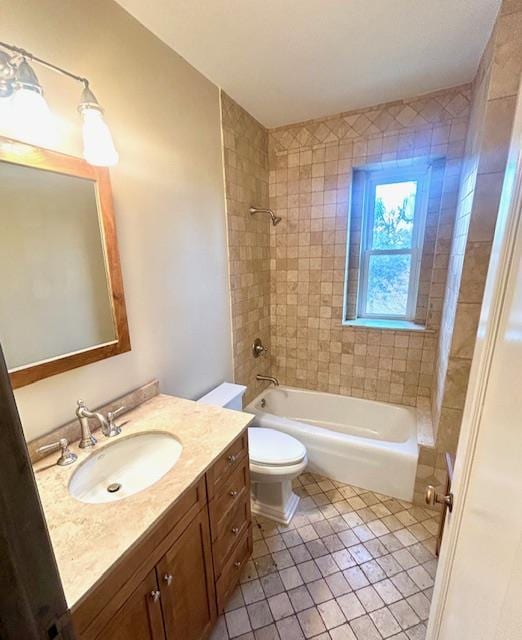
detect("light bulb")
[0,93,13,135]
[9,88,55,147]
[9,58,56,148]
[80,107,118,167]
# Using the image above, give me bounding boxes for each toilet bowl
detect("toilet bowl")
[248,427,307,525]
[198,382,308,525]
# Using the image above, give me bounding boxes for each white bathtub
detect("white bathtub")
[245,386,419,501]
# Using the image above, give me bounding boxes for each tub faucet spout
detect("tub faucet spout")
[256,374,279,387]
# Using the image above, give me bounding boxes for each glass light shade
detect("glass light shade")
[9,87,55,147]
[81,107,118,166]
[0,93,13,133]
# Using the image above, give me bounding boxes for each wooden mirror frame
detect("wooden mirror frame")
[0,137,131,389]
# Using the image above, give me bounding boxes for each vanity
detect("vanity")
[33,392,253,640]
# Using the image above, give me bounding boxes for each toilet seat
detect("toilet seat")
[248,428,306,467]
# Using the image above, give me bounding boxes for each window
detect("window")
[356,166,430,322]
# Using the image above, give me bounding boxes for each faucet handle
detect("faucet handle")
[76,399,87,416]
[106,406,125,437]
[37,438,77,466]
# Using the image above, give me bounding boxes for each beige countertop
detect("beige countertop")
[33,393,253,609]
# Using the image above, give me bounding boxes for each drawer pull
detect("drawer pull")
[234,561,242,569]
[231,526,240,535]
[227,454,237,464]
[163,573,173,586]
[229,489,239,498]
[150,590,161,603]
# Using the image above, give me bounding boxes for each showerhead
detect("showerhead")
[249,206,282,227]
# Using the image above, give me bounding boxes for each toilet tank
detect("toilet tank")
[197,382,247,411]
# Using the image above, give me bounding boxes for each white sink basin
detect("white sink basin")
[69,432,182,504]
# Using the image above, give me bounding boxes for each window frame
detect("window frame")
[357,165,431,322]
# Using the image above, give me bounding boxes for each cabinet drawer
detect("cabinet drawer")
[216,526,253,614]
[209,457,249,541]
[206,431,248,496]
[213,494,250,578]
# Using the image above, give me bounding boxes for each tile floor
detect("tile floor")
[211,472,441,640]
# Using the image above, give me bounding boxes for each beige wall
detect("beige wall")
[267,86,470,407]
[221,93,271,403]
[2,0,233,440]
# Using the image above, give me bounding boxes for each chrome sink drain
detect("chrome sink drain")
[107,482,122,493]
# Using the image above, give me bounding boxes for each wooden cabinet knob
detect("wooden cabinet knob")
[234,561,241,569]
[150,590,161,603]
[163,573,173,586]
[229,489,238,497]
[231,526,240,535]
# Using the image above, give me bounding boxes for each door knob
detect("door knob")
[163,573,173,586]
[150,590,161,603]
[425,485,453,512]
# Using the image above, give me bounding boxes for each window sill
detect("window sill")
[342,318,434,333]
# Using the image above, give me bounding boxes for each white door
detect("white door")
[427,90,522,639]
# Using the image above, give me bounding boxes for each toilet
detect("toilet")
[198,382,308,525]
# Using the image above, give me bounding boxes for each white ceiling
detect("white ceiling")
[116,0,501,128]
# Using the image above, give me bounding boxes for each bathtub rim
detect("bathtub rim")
[245,384,428,449]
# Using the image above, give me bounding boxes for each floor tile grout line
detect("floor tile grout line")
[218,472,439,640]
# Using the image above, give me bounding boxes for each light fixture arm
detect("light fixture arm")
[0,41,89,87]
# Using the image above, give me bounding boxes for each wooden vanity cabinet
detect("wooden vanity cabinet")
[156,509,216,640]
[75,429,251,640]
[94,571,165,640]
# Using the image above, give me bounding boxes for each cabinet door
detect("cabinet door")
[157,509,216,640]
[95,570,165,640]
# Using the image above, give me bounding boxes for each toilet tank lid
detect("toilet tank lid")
[197,382,247,407]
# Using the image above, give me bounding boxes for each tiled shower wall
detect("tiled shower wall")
[221,93,271,403]
[267,86,470,407]
[221,0,520,507]
[428,0,522,465]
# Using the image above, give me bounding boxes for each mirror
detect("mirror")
[0,138,130,388]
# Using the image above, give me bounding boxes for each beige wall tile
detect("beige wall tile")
[430,6,520,506]
[489,9,522,98]
[501,0,522,15]
[477,95,518,174]
[468,171,505,241]
[450,303,482,359]
[221,92,271,403]
[268,86,470,408]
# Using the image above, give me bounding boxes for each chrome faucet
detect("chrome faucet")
[76,400,102,448]
[256,374,279,387]
[75,400,124,447]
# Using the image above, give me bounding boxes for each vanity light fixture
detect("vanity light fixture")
[0,41,118,166]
